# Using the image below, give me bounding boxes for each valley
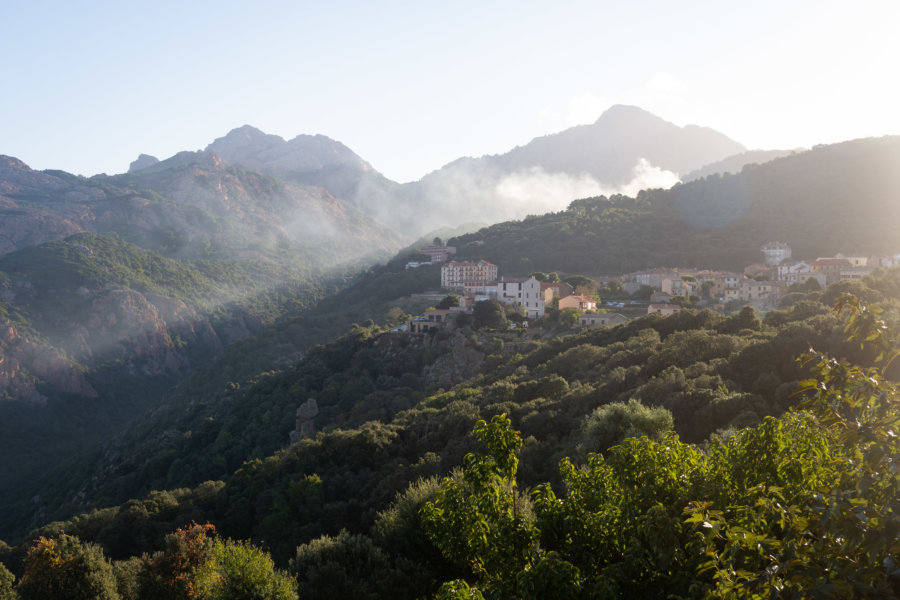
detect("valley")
[1,108,899,599]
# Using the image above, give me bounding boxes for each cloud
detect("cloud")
[616,158,681,197]
[491,159,680,220]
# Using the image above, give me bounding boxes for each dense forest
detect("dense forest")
[1,266,898,598]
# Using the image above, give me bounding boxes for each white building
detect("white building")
[495,277,546,318]
[521,277,545,319]
[761,242,792,266]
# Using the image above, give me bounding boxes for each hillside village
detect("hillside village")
[403,240,900,333]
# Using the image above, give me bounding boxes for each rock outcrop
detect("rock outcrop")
[128,154,159,172]
[0,317,97,403]
[289,398,319,444]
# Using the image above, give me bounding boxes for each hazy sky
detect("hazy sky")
[2,0,898,182]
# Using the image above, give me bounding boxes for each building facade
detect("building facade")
[441,260,498,289]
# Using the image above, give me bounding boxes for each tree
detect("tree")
[564,275,597,296]
[18,535,120,600]
[291,531,409,600]
[206,539,297,600]
[717,305,761,333]
[0,563,16,600]
[581,399,674,453]
[141,523,296,600]
[141,522,217,600]
[686,295,900,597]
[437,294,460,310]
[631,285,653,300]
[421,415,540,598]
[384,306,409,326]
[558,308,580,328]
[472,300,507,329]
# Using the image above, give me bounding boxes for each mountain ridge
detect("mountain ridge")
[123,105,753,238]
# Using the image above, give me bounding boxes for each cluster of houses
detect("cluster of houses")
[402,240,899,333]
[623,243,898,311]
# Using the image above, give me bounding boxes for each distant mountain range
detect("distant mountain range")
[126,105,761,237]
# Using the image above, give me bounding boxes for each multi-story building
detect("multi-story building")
[441,260,498,289]
[521,278,545,319]
[497,277,529,305]
[776,261,826,286]
[761,242,792,266]
[627,268,679,290]
[811,258,852,285]
[740,279,785,304]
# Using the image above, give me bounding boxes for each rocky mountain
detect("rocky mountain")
[202,125,401,221]
[0,153,402,263]
[150,106,747,239]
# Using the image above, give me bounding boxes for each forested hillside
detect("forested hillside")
[0,150,403,536]
[448,136,900,274]
[2,266,897,598]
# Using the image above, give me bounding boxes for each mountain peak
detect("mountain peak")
[128,154,159,173]
[597,104,663,122]
[0,155,33,173]
[207,126,287,155]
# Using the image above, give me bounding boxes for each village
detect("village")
[401,240,900,333]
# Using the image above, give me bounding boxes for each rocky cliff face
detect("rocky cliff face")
[0,316,97,403]
[0,151,403,262]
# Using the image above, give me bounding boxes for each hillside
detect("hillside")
[7,133,898,536]
[680,148,800,182]
[0,152,404,405]
[1,266,897,598]
[447,136,900,274]
[0,151,404,526]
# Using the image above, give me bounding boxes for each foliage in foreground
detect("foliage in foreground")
[421,295,900,598]
[8,524,295,600]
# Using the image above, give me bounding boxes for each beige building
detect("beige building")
[559,295,598,311]
[647,304,681,316]
[441,260,498,289]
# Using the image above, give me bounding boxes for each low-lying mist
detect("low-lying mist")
[394,158,680,234]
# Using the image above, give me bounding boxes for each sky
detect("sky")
[2,0,899,183]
